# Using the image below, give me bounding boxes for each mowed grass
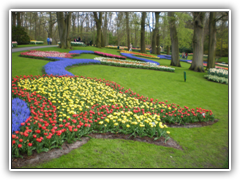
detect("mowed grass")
[11,46,229,169]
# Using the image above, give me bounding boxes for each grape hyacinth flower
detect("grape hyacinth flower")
[12,98,31,133]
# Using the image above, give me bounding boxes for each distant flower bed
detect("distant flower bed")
[12,41,17,47]
[70,42,86,46]
[94,57,175,72]
[120,52,160,65]
[20,50,79,60]
[94,51,126,59]
[105,45,150,51]
[30,41,44,44]
[208,68,228,78]
[204,68,228,84]
[204,75,228,84]
[120,50,160,59]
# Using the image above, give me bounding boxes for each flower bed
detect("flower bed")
[215,62,228,67]
[12,73,215,157]
[12,98,31,133]
[204,75,228,84]
[204,68,228,84]
[12,41,18,47]
[121,50,160,59]
[194,62,228,70]
[30,41,44,45]
[20,50,79,60]
[120,52,160,65]
[207,68,228,78]
[44,58,100,76]
[94,57,174,72]
[70,42,87,47]
[94,51,126,59]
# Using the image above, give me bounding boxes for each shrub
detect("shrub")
[12,26,30,45]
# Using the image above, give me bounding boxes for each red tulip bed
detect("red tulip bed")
[20,50,79,60]
[11,72,215,158]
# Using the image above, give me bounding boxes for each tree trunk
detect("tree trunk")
[34,12,37,40]
[151,12,159,54]
[151,28,156,54]
[57,12,72,49]
[101,30,105,47]
[17,12,21,27]
[126,12,130,50]
[49,12,53,38]
[207,12,216,69]
[29,12,32,38]
[189,12,205,72]
[156,12,160,55]
[103,12,108,46]
[168,12,181,67]
[12,12,16,27]
[72,13,76,33]
[167,46,170,55]
[39,12,42,40]
[93,12,102,48]
[157,33,160,55]
[78,12,80,34]
[140,12,146,53]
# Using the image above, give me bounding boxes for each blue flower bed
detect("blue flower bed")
[158,55,207,64]
[12,98,31,133]
[158,55,172,60]
[44,58,100,76]
[69,50,94,54]
[120,53,160,65]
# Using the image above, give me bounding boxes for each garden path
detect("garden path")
[12,45,58,53]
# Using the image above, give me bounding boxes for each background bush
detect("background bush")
[12,26,30,45]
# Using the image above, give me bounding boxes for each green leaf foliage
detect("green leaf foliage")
[12,26,30,45]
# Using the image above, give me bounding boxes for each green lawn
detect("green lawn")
[11,46,229,169]
[217,57,229,64]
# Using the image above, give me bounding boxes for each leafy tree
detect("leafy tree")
[12,26,30,44]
